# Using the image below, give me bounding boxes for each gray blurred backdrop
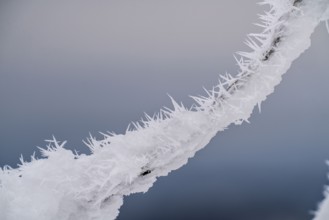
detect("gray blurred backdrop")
[0,1,329,219]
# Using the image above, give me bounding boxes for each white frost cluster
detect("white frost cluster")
[0,1,328,220]
[314,161,329,220]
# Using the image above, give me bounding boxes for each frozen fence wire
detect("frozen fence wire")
[0,1,328,220]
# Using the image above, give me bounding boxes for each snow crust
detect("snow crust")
[0,1,328,220]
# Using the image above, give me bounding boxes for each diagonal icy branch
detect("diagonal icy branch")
[0,1,328,220]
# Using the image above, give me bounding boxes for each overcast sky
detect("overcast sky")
[0,1,329,219]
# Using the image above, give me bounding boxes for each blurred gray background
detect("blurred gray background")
[1,1,329,219]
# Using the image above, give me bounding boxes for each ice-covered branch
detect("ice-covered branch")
[1,1,328,220]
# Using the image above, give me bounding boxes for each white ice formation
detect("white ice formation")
[0,1,328,220]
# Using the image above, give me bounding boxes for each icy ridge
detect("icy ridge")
[0,1,328,220]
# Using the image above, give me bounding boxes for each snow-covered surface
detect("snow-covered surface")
[0,1,328,220]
